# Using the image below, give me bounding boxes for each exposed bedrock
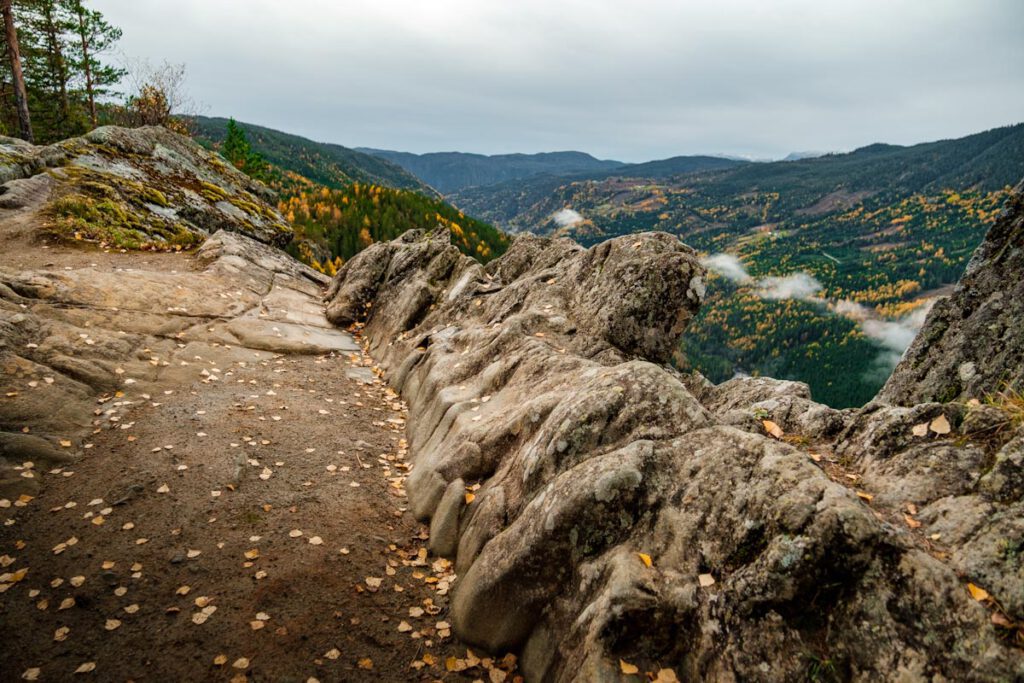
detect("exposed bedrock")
[326,226,1024,681]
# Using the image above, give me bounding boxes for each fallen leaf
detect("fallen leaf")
[967,582,990,602]
[464,492,475,504]
[654,669,680,683]
[244,549,260,560]
[74,662,96,674]
[308,536,323,546]
[21,668,41,681]
[156,484,170,494]
[698,573,716,588]
[104,619,121,631]
[762,419,784,439]
[619,659,639,675]
[904,515,922,529]
[397,621,412,632]
[637,552,653,568]
[232,657,249,669]
[911,422,929,437]
[992,611,1015,628]
[213,654,228,666]
[930,415,952,435]
[357,658,373,670]
[324,648,340,660]
[856,490,874,502]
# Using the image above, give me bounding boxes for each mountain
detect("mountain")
[782,150,830,161]
[191,116,433,195]
[191,118,508,273]
[354,148,626,194]
[448,123,1024,407]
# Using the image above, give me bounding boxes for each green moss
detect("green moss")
[199,181,229,202]
[139,185,170,207]
[44,192,201,251]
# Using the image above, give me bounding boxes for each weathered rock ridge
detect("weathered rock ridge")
[0,125,291,249]
[326,213,1024,679]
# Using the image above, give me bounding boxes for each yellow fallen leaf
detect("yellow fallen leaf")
[654,669,680,683]
[60,440,72,448]
[762,419,784,439]
[911,422,929,437]
[324,648,340,660]
[637,552,653,568]
[464,493,475,504]
[967,582,990,602]
[930,415,951,435]
[856,491,874,502]
[213,654,228,666]
[74,662,96,674]
[244,549,260,560]
[232,657,249,669]
[357,658,373,670]
[904,515,922,529]
[619,659,639,675]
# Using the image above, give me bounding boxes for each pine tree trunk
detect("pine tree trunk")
[75,8,96,128]
[1,0,33,142]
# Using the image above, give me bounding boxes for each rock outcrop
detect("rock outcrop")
[0,126,292,249]
[879,180,1024,405]
[326,222,1024,680]
[0,230,356,498]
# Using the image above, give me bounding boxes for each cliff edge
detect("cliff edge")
[324,186,1024,680]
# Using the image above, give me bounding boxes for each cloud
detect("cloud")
[701,253,752,284]
[551,208,585,227]
[758,273,823,301]
[701,252,938,381]
[827,298,935,381]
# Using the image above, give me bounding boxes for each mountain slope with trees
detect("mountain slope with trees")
[355,148,627,193]
[192,116,433,195]
[448,123,1024,407]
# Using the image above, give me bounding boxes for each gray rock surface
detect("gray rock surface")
[0,126,292,248]
[0,230,347,497]
[879,180,1024,405]
[326,226,1024,681]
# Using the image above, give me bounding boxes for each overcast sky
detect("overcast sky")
[91,0,1023,162]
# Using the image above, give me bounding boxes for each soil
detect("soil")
[0,222,518,682]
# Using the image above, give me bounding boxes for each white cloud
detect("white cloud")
[552,208,585,227]
[701,253,752,284]
[758,273,823,301]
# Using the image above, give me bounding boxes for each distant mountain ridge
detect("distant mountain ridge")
[354,148,626,193]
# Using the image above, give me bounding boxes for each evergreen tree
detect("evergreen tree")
[221,117,268,180]
[69,0,124,128]
[0,0,123,141]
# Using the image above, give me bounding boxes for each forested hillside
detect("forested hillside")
[193,116,433,195]
[198,119,508,273]
[449,124,1024,407]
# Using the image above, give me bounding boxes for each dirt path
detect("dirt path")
[0,228,518,681]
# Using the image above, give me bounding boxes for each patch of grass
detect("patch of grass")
[45,192,201,251]
[986,386,1024,430]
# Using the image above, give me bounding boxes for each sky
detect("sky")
[91,0,1024,162]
